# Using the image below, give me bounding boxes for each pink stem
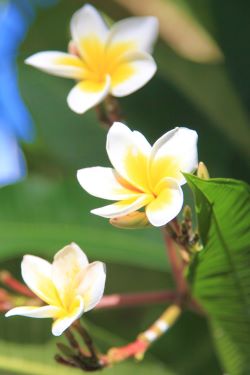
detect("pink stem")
[163,229,188,297]
[102,339,148,364]
[96,290,177,310]
[0,271,35,298]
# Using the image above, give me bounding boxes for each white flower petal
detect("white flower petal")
[146,178,183,227]
[91,194,152,219]
[21,255,59,306]
[52,296,84,336]
[150,127,198,186]
[106,122,151,192]
[78,261,106,312]
[151,128,179,160]
[70,4,108,60]
[67,75,110,114]
[25,51,86,79]
[108,16,158,54]
[111,52,157,97]
[5,305,61,318]
[52,243,89,307]
[77,167,140,200]
[132,130,152,154]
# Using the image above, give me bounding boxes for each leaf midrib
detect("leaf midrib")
[191,179,249,315]
[211,211,249,314]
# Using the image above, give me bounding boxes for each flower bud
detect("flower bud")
[67,40,80,57]
[110,211,151,229]
[197,161,210,179]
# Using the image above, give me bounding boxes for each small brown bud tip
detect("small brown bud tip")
[65,329,79,349]
[180,249,190,263]
[0,271,10,282]
[110,211,151,229]
[57,343,75,357]
[0,288,10,300]
[183,205,192,220]
[197,162,210,179]
[134,351,145,361]
[55,354,76,368]
[68,40,80,57]
[0,301,13,311]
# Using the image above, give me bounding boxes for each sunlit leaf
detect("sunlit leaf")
[186,175,250,375]
[0,178,166,271]
[156,46,250,160]
[0,319,175,375]
[113,0,223,63]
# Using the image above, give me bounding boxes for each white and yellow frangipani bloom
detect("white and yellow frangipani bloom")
[77,122,198,227]
[6,243,106,336]
[25,4,158,114]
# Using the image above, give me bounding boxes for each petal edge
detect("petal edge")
[67,75,110,114]
[146,178,183,227]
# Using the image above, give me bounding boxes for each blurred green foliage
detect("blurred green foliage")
[0,0,249,374]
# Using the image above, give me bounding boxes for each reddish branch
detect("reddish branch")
[0,288,12,311]
[0,271,35,298]
[162,226,204,315]
[103,304,182,364]
[163,230,188,297]
[103,339,148,364]
[97,290,177,310]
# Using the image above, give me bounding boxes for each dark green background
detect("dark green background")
[0,0,249,374]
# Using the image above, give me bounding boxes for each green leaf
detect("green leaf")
[113,0,223,63]
[0,319,175,375]
[0,177,166,272]
[186,175,250,375]
[156,46,250,160]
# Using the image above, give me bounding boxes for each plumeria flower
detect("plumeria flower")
[6,243,106,336]
[77,122,198,227]
[25,4,158,114]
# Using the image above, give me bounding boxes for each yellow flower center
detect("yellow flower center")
[78,35,136,89]
[122,146,182,197]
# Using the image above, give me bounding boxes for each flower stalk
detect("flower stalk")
[73,320,99,361]
[164,216,204,315]
[104,304,181,364]
[56,320,104,372]
[0,279,177,312]
[163,228,188,297]
[0,288,12,312]
[95,96,124,130]
[96,290,177,310]
[101,212,203,368]
[0,271,35,298]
